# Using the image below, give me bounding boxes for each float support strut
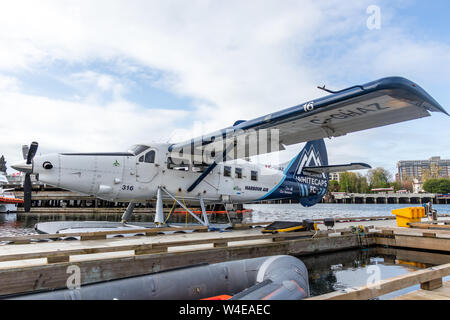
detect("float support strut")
[121,202,135,224]
[160,187,208,226]
[199,195,210,227]
[155,187,164,226]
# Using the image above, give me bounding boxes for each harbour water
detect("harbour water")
[303,248,450,299]
[1,203,450,237]
[244,203,450,222]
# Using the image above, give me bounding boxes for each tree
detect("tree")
[423,178,450,194]
[422,163,442,182]
[329,180,340,192]
[357,174,370,193]
[367,167,391,189]
[439,179,450,194]
[400,179,414,192]
[338,172,369,193]
[391,179,413,192]
[339,172,357,193]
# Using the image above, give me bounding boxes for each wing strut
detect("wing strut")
[187,162,218,192]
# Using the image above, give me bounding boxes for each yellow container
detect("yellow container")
[391,207,425,228]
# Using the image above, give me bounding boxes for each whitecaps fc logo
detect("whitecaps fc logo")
[295,146,326,179]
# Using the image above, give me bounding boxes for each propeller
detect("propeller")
[22,142,38,212]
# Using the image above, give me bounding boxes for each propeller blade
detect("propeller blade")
[22,145,29,160]
[26,141,38,165]
[24,173,32,212]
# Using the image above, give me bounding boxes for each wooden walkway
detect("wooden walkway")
[0,223,372,297]
[393,281,450,300]
[1,218,449,299]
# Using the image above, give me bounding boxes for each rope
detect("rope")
[351,225,367,248]
[163,190,179,224]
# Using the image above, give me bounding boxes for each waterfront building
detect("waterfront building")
[397,156,450,183]
[329,172,342,182]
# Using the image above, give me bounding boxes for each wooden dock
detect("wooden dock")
[0,223,374,297]
[307,263,450,300]
[0,218,449,299]
[393,280,450,300]
[307,220,450,300]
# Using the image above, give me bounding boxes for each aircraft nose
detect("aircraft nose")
[11,160,33,174]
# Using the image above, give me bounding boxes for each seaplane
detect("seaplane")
[11,77,448,227]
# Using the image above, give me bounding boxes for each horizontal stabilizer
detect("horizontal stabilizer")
[302,163,371,175]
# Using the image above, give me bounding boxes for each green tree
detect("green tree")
[423,178,450,194]
[339,172,356,193]
[329,180,340,192]
[338,172,368,193]
[367,167,391,190]
[356,173,370,193]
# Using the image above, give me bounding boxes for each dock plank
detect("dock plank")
[375,233,450,252]
[0,229,319,266]
[393,281,450,300]
[376,226,450,238]
[0,230,370,296]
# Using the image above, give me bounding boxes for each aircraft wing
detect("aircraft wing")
[302,163,371,175]
[169,77,448,163]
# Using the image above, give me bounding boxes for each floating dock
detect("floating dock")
[0,216,449,299]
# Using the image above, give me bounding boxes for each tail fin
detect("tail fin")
[285,139,329,207]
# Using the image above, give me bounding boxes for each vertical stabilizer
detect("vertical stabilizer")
[285,139,329,207]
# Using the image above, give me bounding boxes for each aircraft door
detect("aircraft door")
[136,149,159,183]
[218,165,235,196]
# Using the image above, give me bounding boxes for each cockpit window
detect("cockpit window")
[128,145,150,155]
[144,150,155,163]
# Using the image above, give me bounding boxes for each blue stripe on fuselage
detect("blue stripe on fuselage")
[257,175,287,201]
[257,156,298,201]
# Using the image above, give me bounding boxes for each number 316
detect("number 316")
[122,185,134,191]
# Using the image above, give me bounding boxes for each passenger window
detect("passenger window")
[139,155,144,162]
[192,162,209,173]
[235,167,242,179]
[224,166,232,177]
[144,150,155,163]
[251,170,258,181]
[167,157,189,171]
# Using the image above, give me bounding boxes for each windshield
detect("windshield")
[128,145,150,155]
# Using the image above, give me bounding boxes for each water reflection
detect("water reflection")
[245,203,450,222]
[301,248,450,299]
[0,213,36,237]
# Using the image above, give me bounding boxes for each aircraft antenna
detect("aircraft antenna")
[317,84,365,94]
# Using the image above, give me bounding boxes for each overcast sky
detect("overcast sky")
[0,0,449,177]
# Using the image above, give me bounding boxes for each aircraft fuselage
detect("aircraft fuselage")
[31,143,295,205]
